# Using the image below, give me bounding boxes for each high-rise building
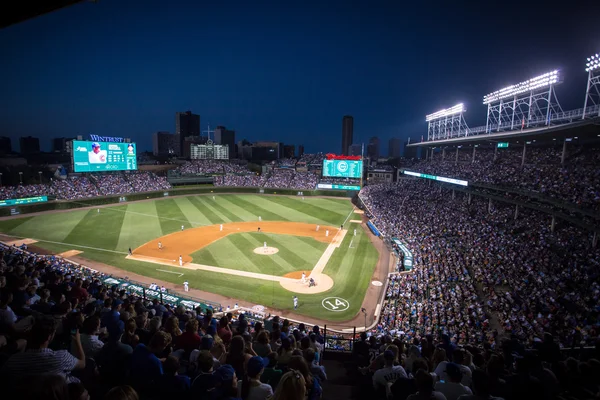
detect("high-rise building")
[52,137,71,153]
[19,136,40,154]
[388,138,402,158]
[298,145,305,158]
[348,144,362,157]
[283,144,295,158]
[404,140,419,159]
[152,131,179,156]
[175,111,200,157]
[0,136,12,153]
[341,115,353,155]
[367,136,380,159]
[214,126,235,158]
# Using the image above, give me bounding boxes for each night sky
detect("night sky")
[1,0,600,154]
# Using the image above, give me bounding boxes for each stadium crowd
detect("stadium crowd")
[175,160,250,175]
[405,145,600,211]
[0,172,171,201]
[214,170,318,190]
[0,242,331,400]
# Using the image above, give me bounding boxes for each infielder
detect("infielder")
[264,241,267,249]
[354,229,357,236]
[179,255,183,266]
[181,225,184,231]
[325,230,329,237]
[97,209,100,213]
[293,296,298,310]
[220,224,223,231]
[183,281,189,292]
[128,247,132,256]
[301,272,306,284]
[259,216,262,222]
[316,225,320,232]
[158,241,162,250]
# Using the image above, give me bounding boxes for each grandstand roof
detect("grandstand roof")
[1,0,84,29]
[408,118,600,148]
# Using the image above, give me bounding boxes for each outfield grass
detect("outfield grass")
[0,194,378,321]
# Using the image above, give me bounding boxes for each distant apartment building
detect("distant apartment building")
[19,136,40,154]
[367,136,380,159]
[388,138,402,158]
[214,126,236,158]
[152,131,179,156]
[175,111,200,156]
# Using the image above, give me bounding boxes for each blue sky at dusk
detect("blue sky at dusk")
[1,0,600,154]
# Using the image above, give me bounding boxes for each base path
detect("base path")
[134,221,338,263]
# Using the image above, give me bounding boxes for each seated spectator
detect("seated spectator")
[253,330,272,357]
[104,385,140,400]
[260,352,283,389]
[407,370,447,400]
[96,322,133,385]
[213,364,241,400]
[176,318,202,355]
[272,369,306,400]
[373,350,408,393]
[434,363,472,400]
[434,349,472,386]
[288,355,322,400]
[155,355,191,396]
[1,316,86,383]
[457,369,503,400]
[130,330,172,389]
[241,356,273,400]
[305,348,327,382]
[75,316,102,356]
[68,382,90,400]
[191,350,218,397]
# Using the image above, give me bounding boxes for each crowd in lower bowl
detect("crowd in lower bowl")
[0,242,330,400]
[356,178,600,399]
[0,172,171,201]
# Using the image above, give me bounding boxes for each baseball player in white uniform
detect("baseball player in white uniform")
[181,225,184,231]
[293,296,298,310]
[301,272,306,284]
[259,216,262,222]
[354,229,357,236]
[183,281,189,292]
[220,224,223,231]
[325,230,329,237]
[316,225,320,232]
[264,241,267,249]
[179,255,183,266]
[88,142,107,164]
[158,241,162,250]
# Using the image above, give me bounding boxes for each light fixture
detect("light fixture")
[574,136,578,139]
[425,103,465,122]
[553,138,556,140]
[483,70,560,104]
[586,53,600,72]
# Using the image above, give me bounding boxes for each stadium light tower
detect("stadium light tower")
[483,70,563,133]
[425,103,470,141]
[583,53,600,119]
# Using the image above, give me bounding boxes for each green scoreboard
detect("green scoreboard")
[322,159,363,178]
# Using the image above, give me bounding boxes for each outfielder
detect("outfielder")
[97,209,100,214]
[354,229,357,236]
[183,281,189,292]
[158,241,162,250]
[316,225,320,232]
[220,224,223,231]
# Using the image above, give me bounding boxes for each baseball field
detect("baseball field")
[0,194,380,322]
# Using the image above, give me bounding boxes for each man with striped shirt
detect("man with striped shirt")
[1,316,86,383]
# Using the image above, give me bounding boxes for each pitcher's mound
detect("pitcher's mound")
[279,273,334,294]
[254,247,279,255]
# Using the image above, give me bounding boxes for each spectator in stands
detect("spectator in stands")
[2,316,86,383]
[130,330,172,389]
[434,363,472,400]
[73,315,104,357]
[241,355,273,400]
[155,355,191,396]
[288,355,322,400]
[407,370,447,400]
[272,370,306,400]
[104,385,139,400]
[373,350,408,392]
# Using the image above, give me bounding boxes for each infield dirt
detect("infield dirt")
[133,221,339,264]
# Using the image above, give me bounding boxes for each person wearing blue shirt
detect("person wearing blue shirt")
[130,330,171,391]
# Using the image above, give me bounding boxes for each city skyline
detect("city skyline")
[1,1,600,155]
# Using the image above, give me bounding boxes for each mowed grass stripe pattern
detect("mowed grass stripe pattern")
[191,232,326,275]
[0,195,353,253]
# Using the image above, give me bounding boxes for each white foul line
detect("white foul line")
[156,269,184,277]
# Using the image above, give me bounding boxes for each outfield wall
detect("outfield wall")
[0,186,357,217]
